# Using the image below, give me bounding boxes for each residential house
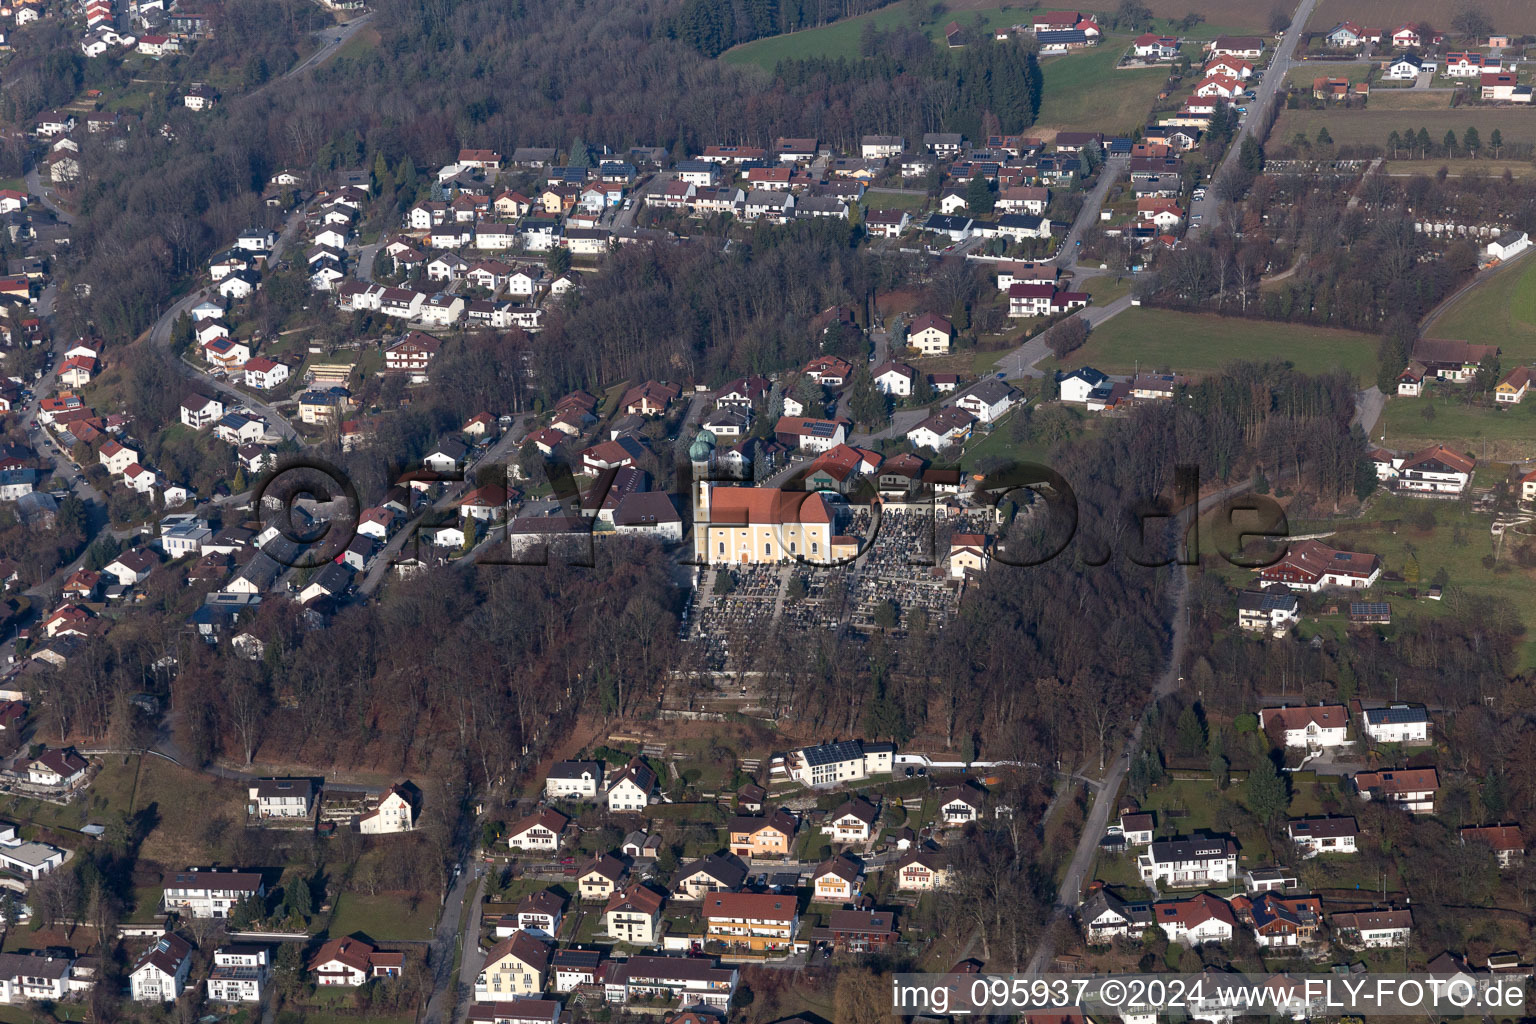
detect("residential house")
[514,891,564,940]
[908,312,954,355]
[607,758,656,812]
[1395,445,1474,495]
[824,796,878,844]
[894,848,951,891]
[162,867,265,918]
[954,379,1021,423]
[1237,589,1300,634]
[1256,539,1381,592]
[1120,812,1155,845]
[1288,817,1358,858]
[702,892,799,953]
[727,810,797,858]
[1138,836,1239,887]
[1460,825,1525,868]
[906,407,975,450]
[129,933,193,1003]
[577,855,628,901]
[1155,893,1237,946]
[602,955,737,1010]
[1358,703,1430,745]
[603,884,665,945]
[206,946,269,1003]
[475,932,549,1001]
[1353,768,1439,813]
[938,784,985,824]
[1082,887,1153,942]
[674,852,749,900]
[1258,704,1350,748]
[812,853,863,903]
[357,783,417,834]
[1239,892,1323,948]
[180,393,224,429]
[827,909,897,952]
[1331,908,1412,948]
[506,808,569,853]
[246,778,315,819]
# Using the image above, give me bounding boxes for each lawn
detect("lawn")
[1288,493,1536,671]
[1058,309,1380,380]
[328,890,439,942]
[1082,274,1133,305]
[1307,0,1536,35]
[1430,254,1536,365]
[720,4,926,70]
[1375,393,1536,461]
[1369,90,1457,111]
[0,754,139,834]
[132,757,248,866]
[1037,36,1170,135]
[1271,107,1536,152]
[1384,158,1536,178]
[862,191,929,212]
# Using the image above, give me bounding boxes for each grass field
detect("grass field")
[1037,35,1170,134]
[1375,393,1536,459]
[1429,254,1536,365]
[1308,0,1536,35]
[1383,158,1536,178]
[1055,309,1380,380]
[328,890,439,942]
[1288,493,1536,671]
[1369,90,1458,111]
[721,4,953,69]
[1271,107,1536,152]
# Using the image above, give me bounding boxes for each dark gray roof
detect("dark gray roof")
[1363,703,1428,725]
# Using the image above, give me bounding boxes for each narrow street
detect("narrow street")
[1188,0,1317,238]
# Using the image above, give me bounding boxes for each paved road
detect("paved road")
[282,13,374,81]
[612,172,671,230]
[1053,154,1128,267]
[142,200,314,441]
[1188,0,1318,239]
[23,167,74,225]
[1023,465,1281,972]
[420,861,488,1024]
[357,421,531,596]
[1352,386,1385,438]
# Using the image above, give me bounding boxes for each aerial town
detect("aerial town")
[0,0,1528,1022]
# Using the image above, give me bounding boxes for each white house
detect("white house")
[545,761,603,801]
[161,867,265,918]
[206,946,269,1003]
[954,379,1021,423]
[1139,837,1238,887]
[129,934,193,1003]
[507,808,569,853]
[786,739,894,787]
[246,777,315,819]
[1257,704,1350,749]
[606,759,656,812]
[1488,231,1530,261]
[1395,445,1474,495]
[358,784,416,834]
[1155,893,1237,946]
[1057,366,1109,403]
[873,362,915,397]
[1331,909,1413,948]
[1288,816,1358,858]
[1358,703,1429,745]
[243,357,290,390]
